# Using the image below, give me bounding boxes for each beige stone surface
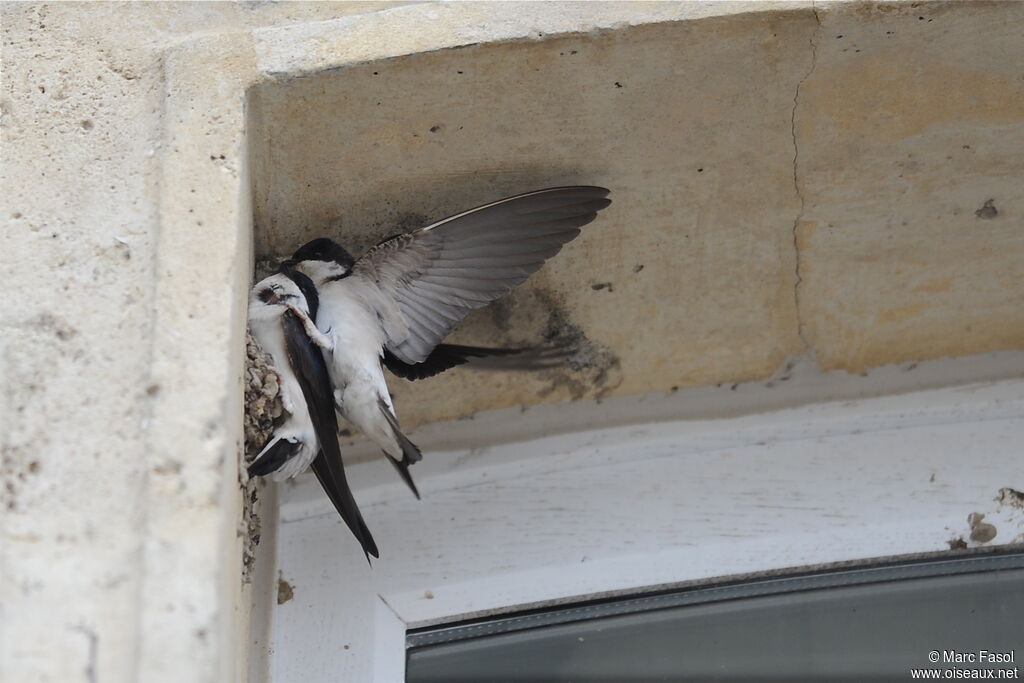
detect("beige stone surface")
[251,0,1024,428]
[796,1,1024,371]
[252,11,816,426]
[1,4,412,683]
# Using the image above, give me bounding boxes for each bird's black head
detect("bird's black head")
[292,237,355,269]
[277,263,321,320]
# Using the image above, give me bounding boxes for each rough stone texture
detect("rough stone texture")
[250,1,1024,429]
[251,11,814,426]
[0,4,414,683]
[796,2,1024,371]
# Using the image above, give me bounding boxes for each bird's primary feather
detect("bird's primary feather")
[247,437,300,478]
[349,186,611,364]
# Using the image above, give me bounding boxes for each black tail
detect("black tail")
[382,342,574,381]
[310,452,379,561]
[247,437,299,478]
[452,343,574,371]
[377,398,422,499]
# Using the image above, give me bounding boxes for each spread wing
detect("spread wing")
[350,186,611,364]
[282,311,379,559]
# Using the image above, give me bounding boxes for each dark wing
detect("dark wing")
[350,186,611,364]
[382,343,572,381]
[282,311,378,559]
[376,397,421,499]
[248,437,300,477]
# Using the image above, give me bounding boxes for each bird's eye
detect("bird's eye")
[258,288,277,303]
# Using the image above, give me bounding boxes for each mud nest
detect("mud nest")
[241,330,282,582]
[243,330,283,461]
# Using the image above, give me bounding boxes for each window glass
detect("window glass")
[407,552,1024,682]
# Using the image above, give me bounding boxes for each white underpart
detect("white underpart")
[247,274,320,480]
[311,274,404,461]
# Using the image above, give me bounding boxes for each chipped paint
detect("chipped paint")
[276,576,294,605]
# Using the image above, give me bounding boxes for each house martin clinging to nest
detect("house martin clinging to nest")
[247,267,378,559]
[247,186,611,555]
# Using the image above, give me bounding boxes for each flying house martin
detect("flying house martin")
[291,186,612,499]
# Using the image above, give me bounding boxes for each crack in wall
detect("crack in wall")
[71,624,98,683]
[790,5,820,352]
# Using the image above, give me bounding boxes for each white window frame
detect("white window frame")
[258,356,1024,683]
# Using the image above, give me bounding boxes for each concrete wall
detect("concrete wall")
[251,1,1024,432]
[2,4,408,682]
[2,2,1022,682]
